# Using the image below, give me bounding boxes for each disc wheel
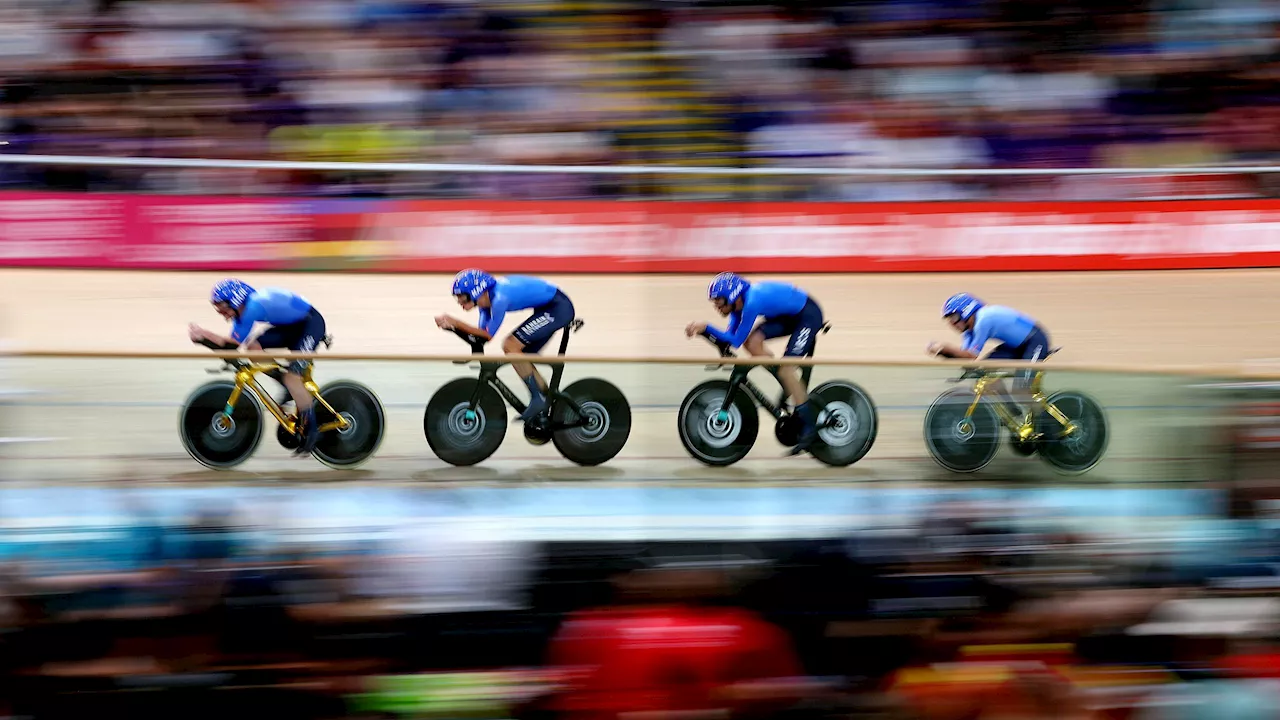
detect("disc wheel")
[424,378,508,466]
[923,389,1001,473]
[677,380,759,467]
[178,381,264,469]
[808,380,879,467]
[551,378,632,466]
[1036,391,1109,474]
[311,381,386,469]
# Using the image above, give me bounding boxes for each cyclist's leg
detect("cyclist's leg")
[1015,327,1050,413]
[981,343,1023,414]
[260,310,326,452]
[505,293,574,420]
[986,327,1050,417]
[780,300,824,452]
[284,312,325,410]
[750,315,807,404]
[247,326,296,408]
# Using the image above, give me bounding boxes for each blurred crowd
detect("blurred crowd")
[0,0,1277,199]
[3,492,1280,719]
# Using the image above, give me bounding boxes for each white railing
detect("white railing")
[0,153,1275,177]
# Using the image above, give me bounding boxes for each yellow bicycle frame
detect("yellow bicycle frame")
[220,362,350,434]
[963,369,1077,441]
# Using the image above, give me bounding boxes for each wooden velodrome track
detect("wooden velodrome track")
[1,268,1277,486]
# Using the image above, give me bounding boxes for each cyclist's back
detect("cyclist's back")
[492,275,559,309]
[233,288,312,343]
[479,276,560,336]
[964,304,1039,359]
[740,281,808,322]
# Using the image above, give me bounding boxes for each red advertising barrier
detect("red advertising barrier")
[3,192,1280,273]
[0,193,312,270]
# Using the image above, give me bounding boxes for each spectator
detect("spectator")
[2,0,1277,199]
[543,561,812,720]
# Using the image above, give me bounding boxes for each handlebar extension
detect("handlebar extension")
[447,327,488,363]
[698,330,734,358]
[698,330,735,370]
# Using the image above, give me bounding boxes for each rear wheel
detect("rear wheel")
[808,380,878,467]
[1036,391,1109,474]
[424,378,508,466]
[312,381,386,469]
[178,381,263,469]
[551,378,632,466]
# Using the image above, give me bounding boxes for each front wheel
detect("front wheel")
[424,378,508,466]
[1036,391,1109,474]
[923,389,1001,473]
[677,380,759,467]
[179,381,263,469]
[808,381,878,467]
[551,378,632,466]
[312,381,386,469]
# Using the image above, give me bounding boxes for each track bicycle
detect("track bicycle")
[181,336,386,469]
[677,327,878,467]
[424,321,632,467]
[923,348,1108,474]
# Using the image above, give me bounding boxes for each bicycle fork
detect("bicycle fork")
[717,366,771,422]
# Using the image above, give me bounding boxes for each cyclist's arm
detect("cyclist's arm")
[225,306,268,346]
[452,299,509,342]
[962,321,992,357]
[706,306,755,348]
[931,330,980,359]
[192,325,241,349]
[192,305,263,349]
[447,318,492,341]
[936,325,983,358]
[704,314,735,344]
[195,337,239,351]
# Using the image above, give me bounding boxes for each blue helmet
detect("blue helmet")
[452,268,496,302]
[211,279,255,309]
[942,292,984,321]
[708,272,749,304]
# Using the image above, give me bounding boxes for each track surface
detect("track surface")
[0,268,1268,486]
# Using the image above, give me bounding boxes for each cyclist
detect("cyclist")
[928,292,1051,414]
[435,269,575,422]
[685,272,824,456]
[188,279,326,455]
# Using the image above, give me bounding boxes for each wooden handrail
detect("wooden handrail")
[0,348,1269,380]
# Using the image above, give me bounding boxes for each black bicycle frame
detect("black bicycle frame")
[723,363,816,420]
[702,326,829,420]
[451,322,590,429]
